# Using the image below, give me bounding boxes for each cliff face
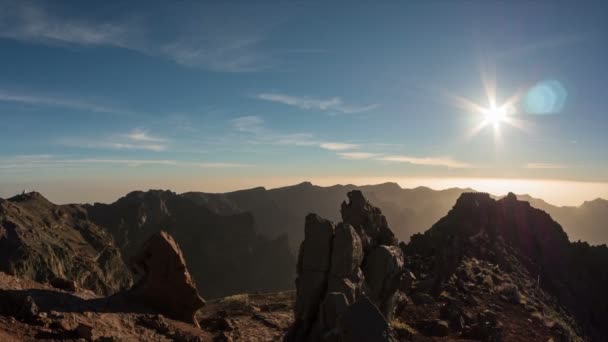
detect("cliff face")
[86,190,295,298]
[0,192,131,295]
[406,192,608,341]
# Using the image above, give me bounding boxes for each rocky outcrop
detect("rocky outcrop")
[287,191,404,342]
[405,192,608,341]
[129,231,205,326]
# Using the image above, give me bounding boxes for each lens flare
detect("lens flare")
[524,79,567,114]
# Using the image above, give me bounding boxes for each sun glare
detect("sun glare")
[483,105,508,126]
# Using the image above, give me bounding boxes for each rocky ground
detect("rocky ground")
[0,270,296,342]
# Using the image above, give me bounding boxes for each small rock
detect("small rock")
[74,323,94,341]
[49,277,77,292]
[17,295,39,322]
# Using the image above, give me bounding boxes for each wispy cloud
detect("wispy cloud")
[378,155,472,168]
[0,1,295,72]
[125,129,167,143]
[230,116,361,150]
[0,89,135,115]
[0,155,250,170]
[524,163,568,169]
[338,152,381,160]
[256,93,379,114]
[60,129,169,152]
[231,116,265,133]
[320,142,359,151]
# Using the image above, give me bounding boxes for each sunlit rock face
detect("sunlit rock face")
[287,190,403,342]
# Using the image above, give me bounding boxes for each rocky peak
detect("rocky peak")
[129,231,205,326]
[341,190,398,250]
[287,190,403,341]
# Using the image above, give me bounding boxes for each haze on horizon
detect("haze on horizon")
[1,1,607,207]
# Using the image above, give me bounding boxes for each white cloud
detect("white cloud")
[338,152,380,160]
[230,116,361,150]
[256,93,379,114]
[378,155,472,168]
[60,129,169,152]
[0,89,135,115]
[125,129,167,143]
[320,142,359,151]
[524,163,568,169]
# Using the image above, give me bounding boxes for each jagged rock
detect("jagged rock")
[341,191,397,250]
[287,191,404,341]
[300,214,335,273]
[129,231,205,326]
[362,245,404,319]
[291,215,335,340]
[337,297,397,342]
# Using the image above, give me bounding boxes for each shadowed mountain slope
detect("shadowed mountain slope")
[86,190,295,299]
[0,192,131,295]
[405,192,608,341]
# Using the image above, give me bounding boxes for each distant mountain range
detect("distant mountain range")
[1,181,606,299]
[185,181,608,251]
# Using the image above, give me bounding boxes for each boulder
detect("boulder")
[129,231,205,326]
[49,277,77,292]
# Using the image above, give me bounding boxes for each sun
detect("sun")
[482,105,508,127]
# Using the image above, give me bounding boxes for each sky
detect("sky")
[1,1,607,205]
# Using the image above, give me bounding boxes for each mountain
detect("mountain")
[185,182,608,253]
[515,195,608,246]
[405,192,608,341]
[0,189,607,341]
[86,190,295,299]
[183,182,472,252]
[0,190,295,299]
[0,192,131,295]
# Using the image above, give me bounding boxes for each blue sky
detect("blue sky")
[1,1,607,204]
